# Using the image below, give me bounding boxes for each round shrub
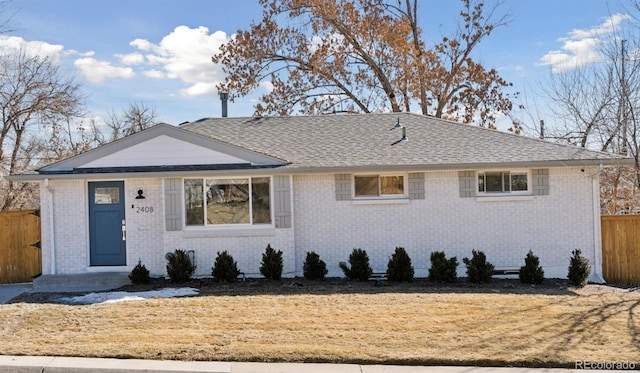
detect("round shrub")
[519,250,545,284]
[339,248,373,281]
[463,249,494,283]
[166,249,196,283]
[428,251,458,282]
[129,259,150,285]
[386,247,414,282]
[260,244,283,280]
[568,249,591,287]
[212,250,241,283]
[303,251,328,280]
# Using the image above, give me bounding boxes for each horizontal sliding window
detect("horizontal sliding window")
[478,171,529,193]
[354,175,405,197]
[184,177,271,226]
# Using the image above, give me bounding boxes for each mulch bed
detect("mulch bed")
[8,276,586,304]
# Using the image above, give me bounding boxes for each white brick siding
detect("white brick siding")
[40,167,600,280]
[124,178,164,275]
[163,229,294,278]
[40,177,294,278]
[292,168,600,279]
[40,179,88,274]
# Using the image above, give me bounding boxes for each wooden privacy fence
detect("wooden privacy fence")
[601,215,640,286]
[0,209,41,284]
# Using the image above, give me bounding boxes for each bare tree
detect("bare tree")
[103,102,158,143]
[536,6,640,214]
[0,0,17,34]
[543,62,619,150]
[0,50,84,210]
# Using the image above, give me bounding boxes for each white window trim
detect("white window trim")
[475,195,534,202]
[352,172,408,200]
[476,170,532,196]
[351,198,410,205]
[182,175,274,229]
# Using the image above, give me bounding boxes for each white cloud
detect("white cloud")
[538,13,630,73]
[260,81,274,93]
[117,53,144,65]
[129,26,230,97]
[566,13,629,39]
[0,35,64,61]
[144,69,165,79]
[65,49,95,58]
[74,57,135,83]
[0,26,233,97]
[180,81,217,96]
[130,38,154,51]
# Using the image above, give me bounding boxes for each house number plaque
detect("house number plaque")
[134,206,154,213]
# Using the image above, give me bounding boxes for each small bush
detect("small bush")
[129,259,150,285]
[386,247,414,282]
[463,249,494,283]
[428,251,458,282]
[303,251,328,280]
[166,249,196,283]
[211,250,241,283]
[339,248,373,281]
[568,249,591,287]
[260,244,283,280]
[519,250,545,284]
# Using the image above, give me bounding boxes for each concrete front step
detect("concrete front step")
[33,272,131,293]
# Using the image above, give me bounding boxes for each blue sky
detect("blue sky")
[0,0,632,130]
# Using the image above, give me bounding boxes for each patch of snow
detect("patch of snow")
[61,287,199,305]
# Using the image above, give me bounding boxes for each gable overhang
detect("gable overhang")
[37,124,287,174]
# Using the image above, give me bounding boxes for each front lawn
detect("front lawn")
[1,279,638,367]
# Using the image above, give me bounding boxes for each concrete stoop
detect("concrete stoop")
[33,272,131,293]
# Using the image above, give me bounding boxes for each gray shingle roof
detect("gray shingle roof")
[181,112,630,171]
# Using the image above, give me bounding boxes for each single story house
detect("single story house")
[8,112,631,283]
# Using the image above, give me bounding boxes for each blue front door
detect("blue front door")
[89,181,126,266]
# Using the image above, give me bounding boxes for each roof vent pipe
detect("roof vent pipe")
[219,92,229,117]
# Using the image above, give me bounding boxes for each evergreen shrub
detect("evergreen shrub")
[339,248,373,281]
[519,250,545,284]
[129,259,150,285]
[212,250,241,283]
[567,249,591,287]
[166,249,196,283]
[260,244,283,280]
[303,251,328,280]
[463,249,494,283]
[386,247,414,282]
[428,251,458,282]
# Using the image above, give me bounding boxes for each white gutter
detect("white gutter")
[6,157,635,183]
[44,178,56,275]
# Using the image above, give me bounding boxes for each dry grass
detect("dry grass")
[0,279,639,367]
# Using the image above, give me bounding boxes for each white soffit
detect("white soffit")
[77,135,249,168]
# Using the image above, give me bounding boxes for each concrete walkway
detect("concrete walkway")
[0,356,624,373]
[0,283,32,303]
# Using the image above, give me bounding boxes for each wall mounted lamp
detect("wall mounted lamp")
[135,189,146,199]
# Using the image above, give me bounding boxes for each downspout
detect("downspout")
[45,178,56,275]
[289,174,296,277]
[591,168,605,283]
